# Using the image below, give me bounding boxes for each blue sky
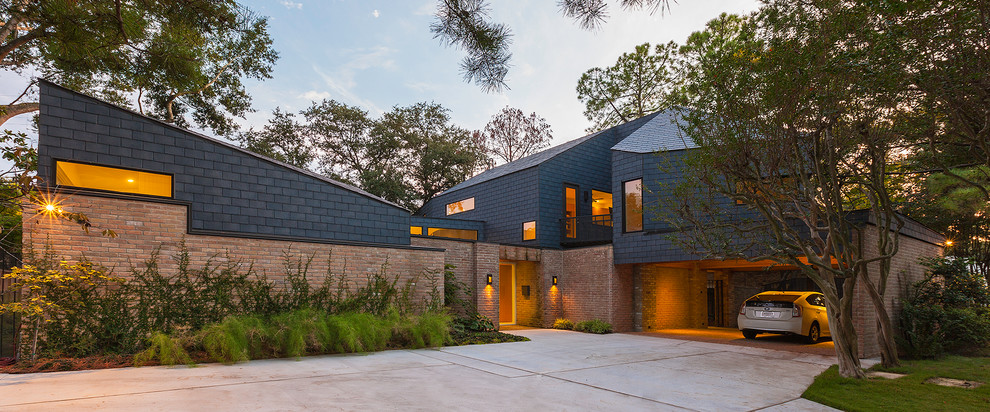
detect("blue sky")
[1,0,760,148]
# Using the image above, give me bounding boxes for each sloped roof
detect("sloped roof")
[440,130,606,194]
[611,109,697,153]
[40,79,408,211]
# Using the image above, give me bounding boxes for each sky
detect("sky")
[0,0,761,150]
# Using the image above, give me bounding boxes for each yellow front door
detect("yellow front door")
[499,263,515,324]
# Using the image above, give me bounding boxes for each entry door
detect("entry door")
[499,263,516,324]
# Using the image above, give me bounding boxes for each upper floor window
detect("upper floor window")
[55,160,172,197]
[523,221,536,240]
[427,228,478,240]
[410,226,423,235]
[591,190,613,217]
[446,197,475,215]
[623,178,643,232]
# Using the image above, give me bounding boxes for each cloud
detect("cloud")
[372,10,380,18]
[308,46,397,115]
[279,0,302,10]
[298,90,331,101]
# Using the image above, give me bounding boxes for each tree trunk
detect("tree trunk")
[862,278,900,367]
[30,317,39,362]
[828,281,865,378]
[0,102,39,128]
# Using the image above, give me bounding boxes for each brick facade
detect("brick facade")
[25,194,445,305]
[409,237,500,323]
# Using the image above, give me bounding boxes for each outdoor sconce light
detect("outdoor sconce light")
[552,276,558,286]
[487,274,493,285]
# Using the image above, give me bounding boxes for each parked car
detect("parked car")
[738,291,829,343]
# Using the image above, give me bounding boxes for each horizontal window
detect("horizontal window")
[523,221,536,241]
[410,226,423,235]
[56,161,172,197]
[446,197,475,215]
[427,228,478,240]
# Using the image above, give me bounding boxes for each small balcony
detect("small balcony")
[560,214,613,247]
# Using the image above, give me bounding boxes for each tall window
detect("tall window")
[446,197,475,215]
[56,161,172,197]
[624,179,643,232]
[564,185,577,238]
[523,221,536,240]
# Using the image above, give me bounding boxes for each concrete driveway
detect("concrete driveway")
[0,329,839,411]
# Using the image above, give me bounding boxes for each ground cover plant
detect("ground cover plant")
[573,319,612,334]
[444,270,527,346]
[803,356,990,412]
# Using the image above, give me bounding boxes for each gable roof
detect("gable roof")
[610,108,697,153]
[39,79,408,211]
[440,130,606,194]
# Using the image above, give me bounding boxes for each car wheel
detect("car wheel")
[807,323,821,344]
[742,330,757,339]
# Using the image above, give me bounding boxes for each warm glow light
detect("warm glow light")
[552,276,558,286]
[45,204,56,212]
[127,179,135,183]
[945,239,954,247]
[486,274,493,285]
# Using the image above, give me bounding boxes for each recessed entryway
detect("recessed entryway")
[498,262,516,325]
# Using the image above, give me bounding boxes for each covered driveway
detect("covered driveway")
[0,329,839,411]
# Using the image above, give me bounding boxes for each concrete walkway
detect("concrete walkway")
[0,329,840,411]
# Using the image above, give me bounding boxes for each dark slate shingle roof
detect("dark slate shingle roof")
[610,109,697,153]
[440,130,606,194]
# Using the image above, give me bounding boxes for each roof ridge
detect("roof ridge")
[38,79,409,212]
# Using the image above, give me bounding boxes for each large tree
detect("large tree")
[576,42,678,131]
[663,1,928,375]
[476,106,552,168]
[0,0,277,136]
[239,100,483,212]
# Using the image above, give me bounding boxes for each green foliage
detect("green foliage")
[390,310,452,349]
[576,41,679,131]
[443,265,474,314]
[2,242,436,361]
[573,319,612,334]
[803,356,990,412]
[899,258,990,358]
[134,332,193,367]
[477,106,552,166]
[552,318,574,330]
[451,313,496,334]
[1,1,279,136]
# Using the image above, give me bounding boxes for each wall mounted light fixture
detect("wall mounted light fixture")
[552,276,558,286]
[487,274,493,285]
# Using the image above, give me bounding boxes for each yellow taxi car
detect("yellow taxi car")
[737,291,829,343]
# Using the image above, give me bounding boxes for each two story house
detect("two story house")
[416,110,943,358]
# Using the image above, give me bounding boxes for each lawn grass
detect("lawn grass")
[803,356,990,411]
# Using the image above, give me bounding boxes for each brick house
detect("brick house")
[26,81,943,358]
[415,110,944,358]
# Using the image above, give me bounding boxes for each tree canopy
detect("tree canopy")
[0,0,278,136]
[476,106,552,168]
[576,42,678,131]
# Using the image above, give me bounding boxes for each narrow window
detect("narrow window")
[427,228,478,240]
[410,226,423,235]
[623,179,643,232]
[564,185,577,238]
[522,221,536,240]
[446,197,475,215]
[56,161,172,197]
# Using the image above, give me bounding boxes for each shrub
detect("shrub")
[134,333,193,367]
[451,313,496,333]
[573,319,612,334]
[391,310,452,349]
[552,318,574,330]
[899,257,990,358]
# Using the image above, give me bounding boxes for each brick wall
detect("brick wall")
[559,245,634,331]
[25,194,445,305]
[854,231,942,358]
[638,264,707,330]
[410,237,500,324]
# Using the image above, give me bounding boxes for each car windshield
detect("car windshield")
[745,293,802,308]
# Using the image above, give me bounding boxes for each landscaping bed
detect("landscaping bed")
[802,356,990,412]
